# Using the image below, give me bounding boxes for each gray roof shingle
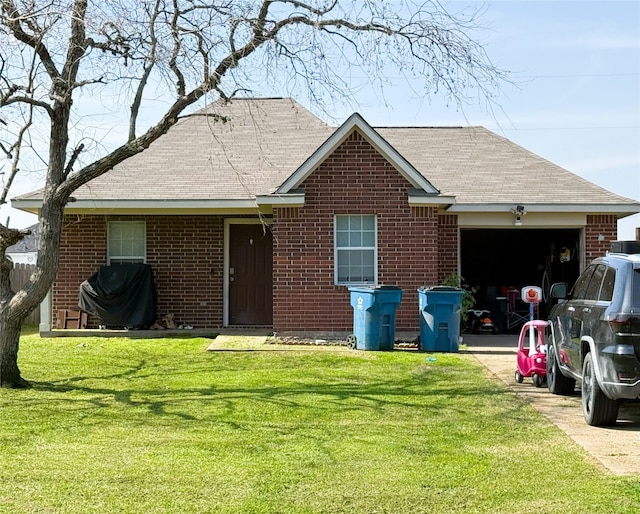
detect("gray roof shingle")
[13,97,638,211]
[68,97,334,201]
[377,126,629,205]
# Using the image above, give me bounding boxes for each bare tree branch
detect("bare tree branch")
[0,104,33,206]
[1,0,61,81]
[129,0,161,141]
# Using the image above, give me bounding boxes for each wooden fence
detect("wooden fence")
[9,263,40,325]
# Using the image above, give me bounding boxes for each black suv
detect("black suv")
[546,242,640,426]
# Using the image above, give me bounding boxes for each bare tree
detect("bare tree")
[0,0,507,388]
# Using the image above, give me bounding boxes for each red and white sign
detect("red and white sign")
[521,286,542,304]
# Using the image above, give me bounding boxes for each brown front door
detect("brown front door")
[229,223,273,326]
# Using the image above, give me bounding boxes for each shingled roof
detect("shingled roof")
[75,97,333,201]
[377,126,633,209]
[12,97,639,216]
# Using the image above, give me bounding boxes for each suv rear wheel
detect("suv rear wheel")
[547,343,575,395]
[582,352,619,426]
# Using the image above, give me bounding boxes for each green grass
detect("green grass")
[1,333,638,514]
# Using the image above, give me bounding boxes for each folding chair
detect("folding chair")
[505,288,531,331]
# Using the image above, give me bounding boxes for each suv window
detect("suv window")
[571,265,596,300]
[599,267,616,302]
[633,268,640,309]
[584,264,606,301]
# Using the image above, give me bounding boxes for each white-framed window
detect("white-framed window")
[107,221,146,265]
[334,214,377,285]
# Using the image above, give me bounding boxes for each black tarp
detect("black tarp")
[78,263,157,329]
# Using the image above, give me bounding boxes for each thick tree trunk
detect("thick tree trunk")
[0,198,65,388]
[0,306,30,389]
[0,46,73,388]
[0,256,29,388]
[0,203,66,388]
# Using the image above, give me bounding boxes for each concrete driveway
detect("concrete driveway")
[464,334,640,476]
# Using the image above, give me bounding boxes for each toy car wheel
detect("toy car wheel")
[514,370,523,383]
[532,373,543,388]
[582,352,619,427]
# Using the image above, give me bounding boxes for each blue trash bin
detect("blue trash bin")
[418,286,464,352]
[349,286,403,351]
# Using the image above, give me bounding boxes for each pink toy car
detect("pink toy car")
[515,320,549,388]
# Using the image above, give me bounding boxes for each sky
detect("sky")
[3,0,640,239]
[322,0,640,239]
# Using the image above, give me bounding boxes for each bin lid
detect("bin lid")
[348,285,402,291]
[418,286,462,292]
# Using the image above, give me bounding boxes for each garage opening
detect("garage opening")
[460,228,581,331]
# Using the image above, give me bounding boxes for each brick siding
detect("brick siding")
[437,213,459,283]
[272,130,448,333]
[55,215,225,328]
[585,214,618,262]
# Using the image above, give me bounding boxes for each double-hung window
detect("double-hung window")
[107,221,146,265]
[335,215,377,285]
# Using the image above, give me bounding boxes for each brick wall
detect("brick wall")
[55,216,107,324]
[272,130,443,333]
[437,213,459,283]
[55,214,225,328]
[585,214,618,262]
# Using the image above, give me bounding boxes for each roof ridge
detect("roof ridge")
[373,125,469,129]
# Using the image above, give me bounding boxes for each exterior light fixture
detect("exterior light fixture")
[511,204,527,227]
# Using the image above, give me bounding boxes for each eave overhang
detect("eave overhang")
[255,192,305,208]
[445,203,640,217]
[14,197,638,219]
[407,189,456,207]
[11,198,273,215]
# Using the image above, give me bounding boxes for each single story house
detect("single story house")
[12,97,640,335]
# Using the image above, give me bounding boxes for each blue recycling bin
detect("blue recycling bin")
[418,286,464,352]
[349,286,403,351]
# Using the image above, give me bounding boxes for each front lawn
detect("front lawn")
[1,333,638,513]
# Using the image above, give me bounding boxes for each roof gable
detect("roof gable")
[275,113,439,195]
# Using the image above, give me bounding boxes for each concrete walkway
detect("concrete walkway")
[463,334,640,476]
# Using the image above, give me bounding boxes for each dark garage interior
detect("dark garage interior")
[460,228,581,332]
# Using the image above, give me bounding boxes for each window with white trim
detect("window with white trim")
[335,215,377,285]
[108,221,146,265]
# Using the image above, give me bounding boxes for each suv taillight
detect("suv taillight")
[609,314,632,333]
[609,314,639,346]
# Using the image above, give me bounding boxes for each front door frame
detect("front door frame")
[223,218,273,327]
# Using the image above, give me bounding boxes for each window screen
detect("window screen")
[108,221,146,265]
[335,215,376,285]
